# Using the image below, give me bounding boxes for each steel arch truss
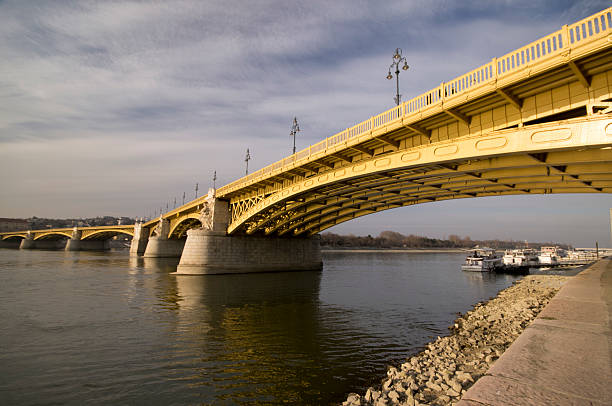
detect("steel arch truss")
[227,116,612,236]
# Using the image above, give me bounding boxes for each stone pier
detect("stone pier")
[129,222,149,256]
[175,229,322,275]
[65,239,110,251]
[143,217,185,258]
[65,227,110,251]
[175,190,322,275]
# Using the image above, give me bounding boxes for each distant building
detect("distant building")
[0,218,29,232]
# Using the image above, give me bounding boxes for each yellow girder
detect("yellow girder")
[34,231,73,240]
[229,116,612,236]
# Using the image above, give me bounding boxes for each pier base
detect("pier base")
[175,229,322,275]
[143,237,185,258]
[65,239,110,251]
[20,238,66,250]
[129,221,149,256]
[130,237,149,256]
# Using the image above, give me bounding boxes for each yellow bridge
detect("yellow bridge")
[2,8,612,269]
[215,8,612,236]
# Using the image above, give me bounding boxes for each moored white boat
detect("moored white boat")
[502,249,539,267]
[461,249,502,272]
[537,246,564,265]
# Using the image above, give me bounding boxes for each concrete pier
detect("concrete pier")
[175,229,322,275]
[65,239,110,251]
[141,217,185,258]
[129,222,149,256]
[143,237,185,258]
[64,227,110,251]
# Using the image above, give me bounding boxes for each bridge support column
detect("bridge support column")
[129,221,149,256]
[175,230,322,275]
[65,227,82,251]
[66,227,109,251]
[143,218,185,258]
[143,238,185,257]
[19,233,35,249]
[19,232,34,250]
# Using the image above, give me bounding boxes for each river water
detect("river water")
[0,248,522,405]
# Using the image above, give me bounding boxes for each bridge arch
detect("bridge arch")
[34,231,72,240]
[1,234,26,241]
[81,230,134,241]
[168,214,202,239]
[227,117,612,236]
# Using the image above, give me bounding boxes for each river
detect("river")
[0,248,522,405]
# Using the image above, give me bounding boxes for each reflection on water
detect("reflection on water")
[172,271,325,404]
[0,249,524,405]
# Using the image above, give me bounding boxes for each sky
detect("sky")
[1,0,611,247]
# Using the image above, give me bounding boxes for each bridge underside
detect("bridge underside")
[80,230,133,241]
[228,117,612,237]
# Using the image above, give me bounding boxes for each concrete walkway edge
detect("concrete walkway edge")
[457,259,612,406]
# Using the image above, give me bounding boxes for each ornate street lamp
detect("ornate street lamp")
[245,148,251,175]
[386,48,409,105]
[290,117,300,154]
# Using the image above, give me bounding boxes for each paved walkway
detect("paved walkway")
[458,259,612,406]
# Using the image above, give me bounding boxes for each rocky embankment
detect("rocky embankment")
[342,275,568,406]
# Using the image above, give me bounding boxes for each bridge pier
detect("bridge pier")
[129,222,149,256]
[65,239,110,251]
[65,227,110,251]
[19,233,35,249]
[65,228,83,251]
[143,218,185,258]
[143,238,185,258]
[174,191,322,274]
[175,229,322,275]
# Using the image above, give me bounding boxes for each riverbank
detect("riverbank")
[342,273,569,406]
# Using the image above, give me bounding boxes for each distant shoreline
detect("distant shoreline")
[322,248,467,253]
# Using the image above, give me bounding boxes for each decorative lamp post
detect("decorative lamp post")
[213,170,217,189]
[386,48,409,106]
[290,117,300,154]
[195,182,199,199]
[245,148,251,175]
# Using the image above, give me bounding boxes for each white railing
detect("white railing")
[218,7,612,196]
